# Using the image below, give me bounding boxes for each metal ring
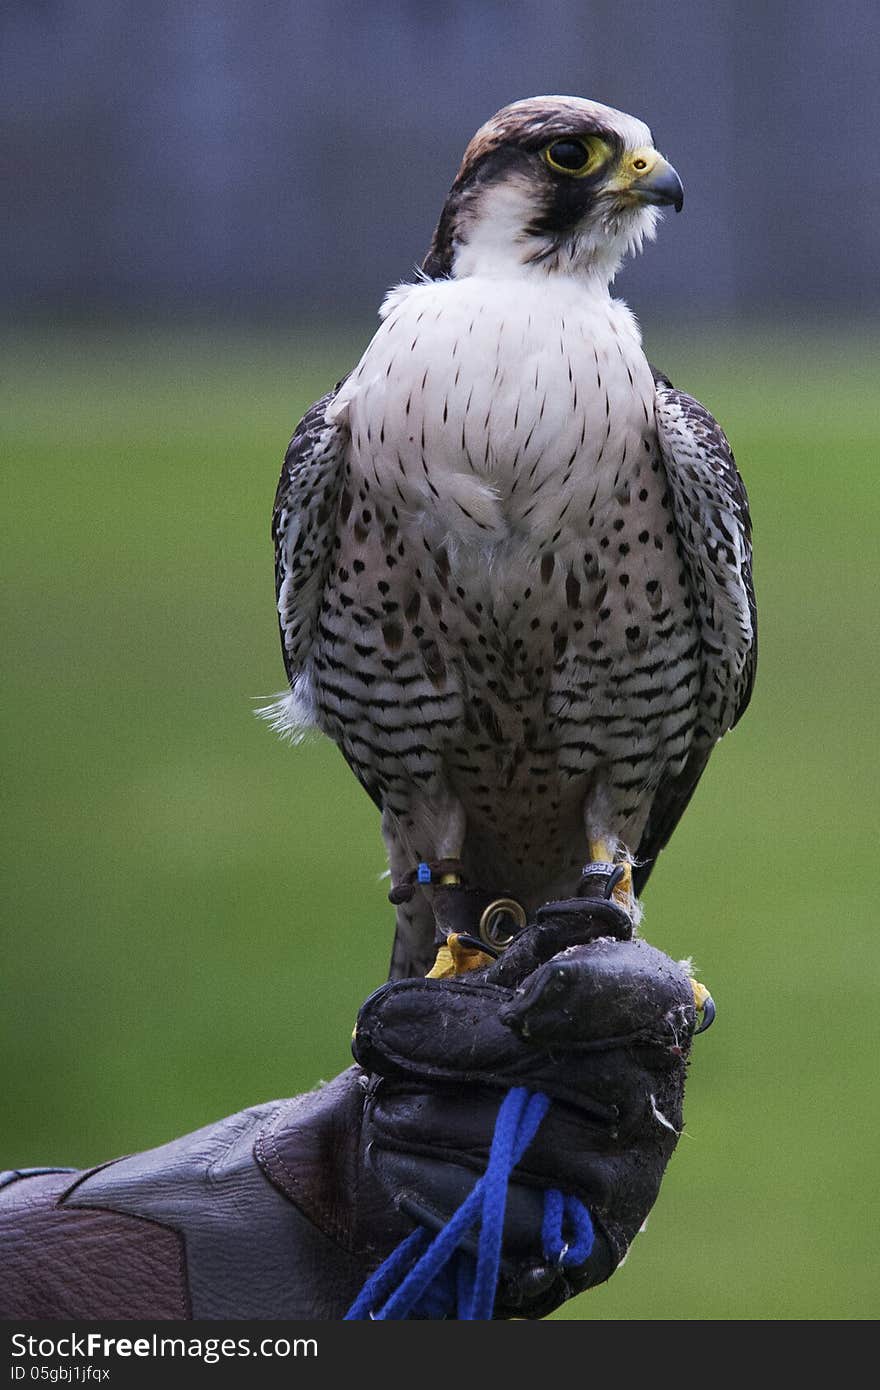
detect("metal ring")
[478,898,527,950]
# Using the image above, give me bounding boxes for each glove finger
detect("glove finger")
[498,938,696,1047]
[353,944,695,1108]
[482,898,632,988]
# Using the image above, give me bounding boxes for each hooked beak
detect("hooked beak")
[630,154,684,213]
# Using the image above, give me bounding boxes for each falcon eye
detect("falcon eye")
[544,138,596,176]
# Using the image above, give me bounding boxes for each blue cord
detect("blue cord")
[345,1087,594,1321]
[542,1187,596,1266]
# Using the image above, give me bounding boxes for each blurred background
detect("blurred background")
[2,0,877,1321]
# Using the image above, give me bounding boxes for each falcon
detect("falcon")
[268,96,756,980]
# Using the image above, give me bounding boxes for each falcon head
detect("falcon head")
[423,96,683,283]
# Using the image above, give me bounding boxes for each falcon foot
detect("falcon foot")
[428,894,634,986]
[577,860,627,901]
[691,978,716,1034]
[427,891,530,977]
[580,841,636,914]
[426,931,494,979]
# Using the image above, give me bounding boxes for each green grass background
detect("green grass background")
[2,323,877,1320]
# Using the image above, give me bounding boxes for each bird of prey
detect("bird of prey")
[268,96,756,980]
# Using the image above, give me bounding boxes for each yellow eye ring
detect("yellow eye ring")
[543,138,595,177]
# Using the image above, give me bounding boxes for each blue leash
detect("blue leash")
[345,1087,594,1320]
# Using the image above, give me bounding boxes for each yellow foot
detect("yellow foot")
[426,933,493,979]
[689,978,716,1032]
[612,860,634,912]
[588,838,635,914]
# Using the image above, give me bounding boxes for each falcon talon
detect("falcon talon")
[693,994,716,1034]
[690,978,716,1034]
[604,864,627,900]
[454,932,500,959]
[426,932,495,978]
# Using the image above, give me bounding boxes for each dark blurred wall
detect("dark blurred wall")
[3,0,877,319]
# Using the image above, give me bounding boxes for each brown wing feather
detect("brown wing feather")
[272,383,348,688]
[634,367,757,891]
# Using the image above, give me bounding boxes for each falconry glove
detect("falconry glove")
[349,901,704,1318]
